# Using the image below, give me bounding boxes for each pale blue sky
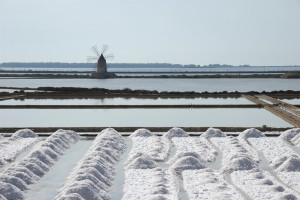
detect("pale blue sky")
[1,0,300,65]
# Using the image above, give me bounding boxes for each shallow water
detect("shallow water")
[0,78,300,92]
[0,108,292,127]
[282,99,300,105]
[0,97,253,105]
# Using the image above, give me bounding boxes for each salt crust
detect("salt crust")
[130,128,154,137]
[231,169,300,200]
[170,137,217,164]
[122,168,180,200]
[182,169,244,200]
[129,135,171,161]
[0,129,79,200]
[0,129,39,166]
[163,127,189,139]
[200,128,226,138]
[211,137,258,172]
[55,128,126,200]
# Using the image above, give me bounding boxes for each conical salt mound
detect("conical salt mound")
[171,156,206,172]
[280,128,300,142]
[127,154,157,169]
[276,156,300,172]
[201,128,226,138]
[163,127,189,139]
[12,129,37,138]
[238,128,265,139]
[130,129,154,137]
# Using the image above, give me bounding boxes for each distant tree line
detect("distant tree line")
[0,62,299,68]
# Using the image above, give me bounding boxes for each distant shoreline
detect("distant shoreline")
[0,72,299,79]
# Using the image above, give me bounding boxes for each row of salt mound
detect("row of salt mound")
[168,128,223,173]
[271,154,300,172]
[123,168,180,200]
[55,128,126,200]
[0,129,39,166]
[129,129,171,161]
[280,128,300,148]
[208,128,259,172]
[238,128,265,162]
[0,129,80,200]
[126,128,189,170]
[168,128,207,172]
[231,169,299,200]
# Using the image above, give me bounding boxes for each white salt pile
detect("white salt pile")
[238,128,265,140]
[231,169,300,200]
[130,128,154,137]
[0,129,80,200]
[280,128,300,149]
[122,168,180,200]
[200,127,226,138]
[163,127,189,139]
[170,137,218,163]
[0,129,39,166]
[279,128,300,143]
[171,156,206,172]
[222,154,258,172]
[11,129,38,139]
[237,128,265,162]
[168,152,206,165]
[55,128,126,200]
[271,154,300,172]
[129,135,171,161]
[0,134,4,140]
[126,153,157,169]
[250,137,300,192]
[183,169,245,200]
[249,137,296,163]
[211,137,258,172]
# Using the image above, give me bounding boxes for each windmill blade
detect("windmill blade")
[104,53,114,60]
[91,46,100,57]
[87,56,99,62]
[102,44,109,55]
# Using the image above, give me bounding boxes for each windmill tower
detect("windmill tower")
[88,45,115,78]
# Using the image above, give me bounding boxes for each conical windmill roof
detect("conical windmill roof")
[99,54,105,61]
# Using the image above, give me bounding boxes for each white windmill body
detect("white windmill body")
[88,45,115,78]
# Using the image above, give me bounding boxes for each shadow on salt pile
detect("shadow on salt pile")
[271,154,300,172]
[280,128,300,148]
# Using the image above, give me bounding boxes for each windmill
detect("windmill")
[87,45,114,74]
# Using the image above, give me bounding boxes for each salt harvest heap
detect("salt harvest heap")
[88,45,116,78]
